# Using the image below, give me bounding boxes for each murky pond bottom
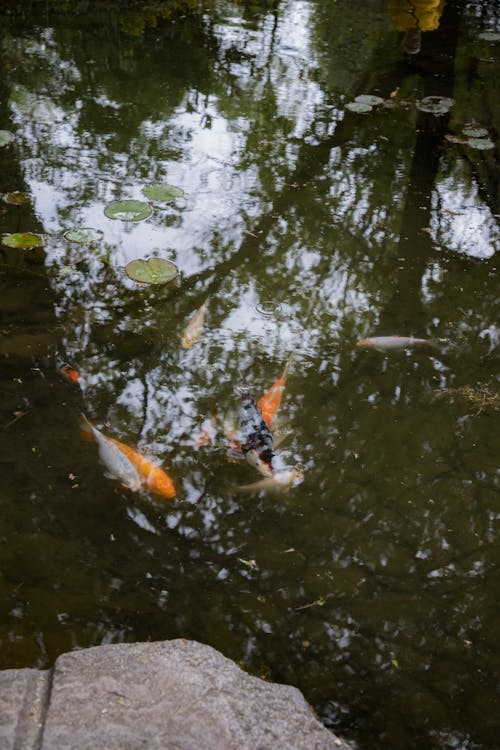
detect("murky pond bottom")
[1,2,499,748]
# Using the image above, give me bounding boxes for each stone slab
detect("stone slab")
[0,668,50,750]
[0,640,352,750]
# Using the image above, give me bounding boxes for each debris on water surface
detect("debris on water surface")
[478,31,500,42]
[2,232,43,249]
[142,184,184,204]
[0,130,15,147]
[64,227,104,244]
[104,199,152,221]
[2,191,31,206]
[125,257,178,285]
[416,96,454,115]
[433,382,499,414]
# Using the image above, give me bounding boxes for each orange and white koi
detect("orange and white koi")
[231,468,303,494]
[80,416,175,500]
[181,298,208,349]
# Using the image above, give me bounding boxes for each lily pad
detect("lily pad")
[346,101,372,114]
[2,232,43,249]
[417,96,455,115]
[2,191,31,206]
[0,130,15,147]
[125,257,178,285]
[64,227,104,244]
[462,125,488,138]
[142,184,184,203]
[104,200,152,222]
[478,31,500,42]
[467,137,495,150]
[355,94,384,107]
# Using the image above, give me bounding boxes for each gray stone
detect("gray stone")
[0,668,50,750]
[0,640,353,750]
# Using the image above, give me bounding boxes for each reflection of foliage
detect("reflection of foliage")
[8,0,207,37]
[433,382,500,413]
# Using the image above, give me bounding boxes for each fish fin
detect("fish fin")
[273,427,293,448]
[229,477,278,493]
[79,414,95,442]
[226,447,245,462]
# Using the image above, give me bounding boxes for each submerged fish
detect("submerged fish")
[231,469,304,494]
[257,357,292,430]
[58,363,80,384]
[181,298,208,349]
[356,335,434,352]
[236,391,276,477]
[81,416,175,500]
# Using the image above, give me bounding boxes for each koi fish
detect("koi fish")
[356,335,434,352]
[236,391,276,477]
[80,416,175,500]
[181,298,208,349]
[257,357,292,430]
[59,363,80,384]
[231,469,303,494]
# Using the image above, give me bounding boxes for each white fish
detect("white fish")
[356,335,434,352]
[81,417,142,490]
[231,469,304,494]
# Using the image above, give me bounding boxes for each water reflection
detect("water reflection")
[1,1,499,749]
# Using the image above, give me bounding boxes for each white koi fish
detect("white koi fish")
[356,335,435,352]
[231,469,304,494]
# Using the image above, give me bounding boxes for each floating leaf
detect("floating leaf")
[391,659,400,669]
[467,137,495,150]
[2,191,31,206]
[346,101,372,114]
[478,31,500,42]
[2,232,43,249]
[142,184,184,203]
[355,94,384,107]
[104,200,152,222]
[0,130,15,147]
[125,257,178,285]
[417,96,454,115]
[64,227,104,244]
[462,125,488,138]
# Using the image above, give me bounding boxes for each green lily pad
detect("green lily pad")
[467,137,495,150]
[462,125,488,138]
[417,96,455,115]
[125,257,178,285]
[64,227,104,244]
[2,191,31,206]
[355,94,384,107]
[346,101,372,114]
[2,232,43,249]
[0,130,15,147]
[478,31,500,42]
[104,200,152,222]
[142,184,184,203]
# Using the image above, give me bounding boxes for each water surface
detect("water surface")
[0,2,499,748]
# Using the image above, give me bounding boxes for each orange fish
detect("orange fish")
[257,357,292,430]
[59,363,80,384]
[81,416,175,500]
[181,298,208,349]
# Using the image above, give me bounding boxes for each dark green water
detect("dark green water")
[1,1,499,748]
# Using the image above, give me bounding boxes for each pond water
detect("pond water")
[0,1,499,748]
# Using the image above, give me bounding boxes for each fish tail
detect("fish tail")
[79,414,95,442]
